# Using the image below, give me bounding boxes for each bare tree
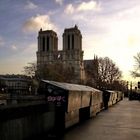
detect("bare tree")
[38,63,65,81]
[98,57,121,83]
[22,60,79,95]
[23,62,37,78]
[23,61,76,83]
[131,52,140,77]
[85,56,122,89]
[38,62,76,83]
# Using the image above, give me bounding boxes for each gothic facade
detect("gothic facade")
[36,25,85,84]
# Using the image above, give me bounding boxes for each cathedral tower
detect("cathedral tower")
[36,26,85,84]
[37,29,58,67]
[63,25,82,51]
[62,25,85,83]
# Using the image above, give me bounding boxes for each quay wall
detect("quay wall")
[0,102,55,140]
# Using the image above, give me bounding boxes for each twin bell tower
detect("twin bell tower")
[36,25,85,84]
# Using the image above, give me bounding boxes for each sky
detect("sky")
[0,0,140,82]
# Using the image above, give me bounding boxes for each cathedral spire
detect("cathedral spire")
[74,24,78,29]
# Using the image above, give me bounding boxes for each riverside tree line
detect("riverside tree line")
[23,55,127,93]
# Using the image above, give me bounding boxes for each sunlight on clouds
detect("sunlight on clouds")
[127,36,140,47]
[77,0,100,11]
[24,1,38,10]
[23,14,57,33]
[82,4,140,82]
[90,33,139,74]
[84,41,136,81]
[108,18,140,50]
[64,0,101,15]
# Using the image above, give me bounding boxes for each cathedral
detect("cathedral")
[36,25,85,84]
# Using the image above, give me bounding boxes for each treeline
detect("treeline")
[23,55,128,93]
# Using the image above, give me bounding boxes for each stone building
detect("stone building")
[36,25,85,84]
[0,75,31,95]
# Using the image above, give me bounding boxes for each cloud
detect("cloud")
[77,0,100,11]
[0,36,5,47]
[64,0,101,15]
[64,4,74,14]
[25,1,38,10]
[11,45,18,51]
[23,14,57,33]
[55,0,64,5]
